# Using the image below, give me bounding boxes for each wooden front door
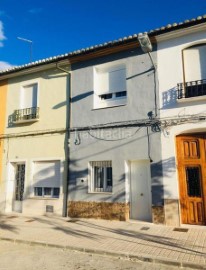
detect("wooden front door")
[176,134,206,225]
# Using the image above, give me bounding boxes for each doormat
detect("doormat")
[140,226,150,231]
[173,228,189,232]
[67,219,79,223]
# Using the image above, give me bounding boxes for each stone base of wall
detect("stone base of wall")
[164,199,180,226]
[68,201,130,221]
[152,206,165,224]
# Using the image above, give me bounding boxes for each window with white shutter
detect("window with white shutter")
[94,65,127,109]
[33,161,61,198]
[21,83,38,109]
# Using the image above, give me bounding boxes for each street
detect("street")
[0,241,191,270]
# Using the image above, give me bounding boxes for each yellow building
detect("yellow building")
[0,59,70,216]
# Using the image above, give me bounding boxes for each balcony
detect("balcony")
[177,79,206,100]
[13,107,39,124]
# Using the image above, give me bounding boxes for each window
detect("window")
[13,82,39,123]
[20,83,38,108]
[94,65,127,108]
[90,161,113,192]
[33,161,61,198]
[177,44,206,99]
[34,187,60,198]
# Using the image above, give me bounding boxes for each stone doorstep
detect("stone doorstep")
[0,237,205,270]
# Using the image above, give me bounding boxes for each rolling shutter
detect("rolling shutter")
[33,161,60,188]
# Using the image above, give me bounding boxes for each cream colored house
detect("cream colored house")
[0,59,70,216]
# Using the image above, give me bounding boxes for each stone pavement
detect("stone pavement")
[0,214,205,269]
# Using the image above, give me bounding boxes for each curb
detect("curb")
[0,237,205,269]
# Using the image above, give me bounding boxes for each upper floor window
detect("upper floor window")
[94,64,127,109]
[13,82,39,124]
[177,44,206,100]
[21,83,38,109]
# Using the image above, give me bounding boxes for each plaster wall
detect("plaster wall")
[0,67,69,215]
[69,49,163,207]
[157,30,206,199]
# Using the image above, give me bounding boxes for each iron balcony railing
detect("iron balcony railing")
[13,107,39,123]
[177,79,206,99]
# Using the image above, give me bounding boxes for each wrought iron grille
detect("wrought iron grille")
[13,107,39,122]
[186,167,201,197]
[15,164,25,201]
[177,79,206,99]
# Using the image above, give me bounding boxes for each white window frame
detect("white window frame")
[34,187,60,198]
[89,161,113,193]
[94,63,127,109]
[31,158,63,199]
[20,80,39,110]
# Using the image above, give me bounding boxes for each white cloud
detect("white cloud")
[0,21,6,47]
[0,61,13,71]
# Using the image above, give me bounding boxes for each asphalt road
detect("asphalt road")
[0,241,190,270]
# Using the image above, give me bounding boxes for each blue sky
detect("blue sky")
[0,0,206,70]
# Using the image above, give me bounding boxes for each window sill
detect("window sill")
[13,118,39,124]
[177,95,206,103]
[88,192,113,195]
[27,197,60,200]
[92,103,127,110]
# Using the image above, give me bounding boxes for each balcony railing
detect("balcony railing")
[177,79,206,99]
[13,107,39,123]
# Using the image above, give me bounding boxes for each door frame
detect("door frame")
[5,160,27,213]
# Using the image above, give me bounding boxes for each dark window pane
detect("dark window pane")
[106,167,113,187]
[53,188,60,198]
[44,187,52,196]
[94,166,104,191]
[186,167,201,197]
[100,94,113,100]
[115,91,127,98]
[34,187,42,196]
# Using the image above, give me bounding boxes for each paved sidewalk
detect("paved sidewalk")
[0,214,205,269]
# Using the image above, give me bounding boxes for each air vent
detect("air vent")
[173,228,188,232]
[46,205,54,213]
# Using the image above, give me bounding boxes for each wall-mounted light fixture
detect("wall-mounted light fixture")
[138,33,156,70]
[138,33,158,118]
[138,33,152,53]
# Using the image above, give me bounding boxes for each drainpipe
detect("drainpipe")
[56,63,71,217]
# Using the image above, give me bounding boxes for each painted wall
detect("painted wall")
[0,67,69,215]
[69,48,163,206]
[157,30,206,199]
[0,80,8,211]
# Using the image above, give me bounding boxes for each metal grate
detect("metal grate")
[173,228,189,232]
[13,107,39,122]
[46,205,54,213]
[140,227,150,231]
[177,79,206,99]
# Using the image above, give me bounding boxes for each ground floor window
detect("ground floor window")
[33,161,61,198]
[90,161,113,192]
[34,187,60,198]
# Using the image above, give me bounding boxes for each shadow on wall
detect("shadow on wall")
[162,86,178,109]
[151,157,175,205]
